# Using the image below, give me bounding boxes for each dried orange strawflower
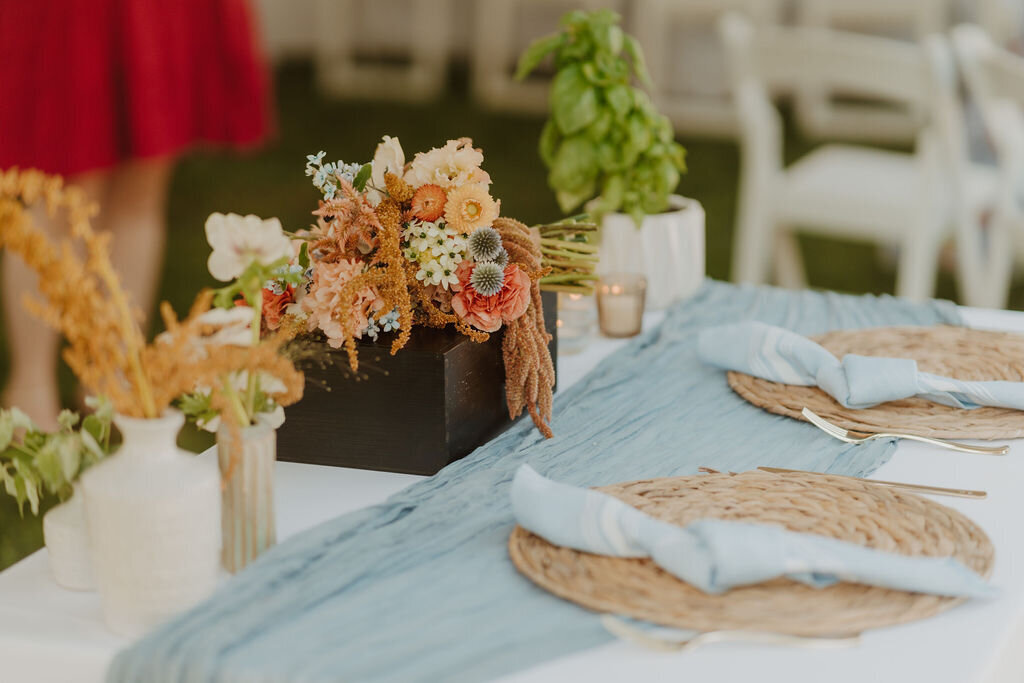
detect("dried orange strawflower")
[409,184,447,222]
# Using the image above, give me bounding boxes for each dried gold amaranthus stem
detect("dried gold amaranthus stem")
[494,217,555,438]
[0,168,156,416]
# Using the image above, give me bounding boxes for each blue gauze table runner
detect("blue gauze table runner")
[108,281,963,683]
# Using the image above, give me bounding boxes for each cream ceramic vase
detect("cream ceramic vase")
[217,422,277,573]
[42,483,93,590]
[598,195,706,310]
[81,410,220,637]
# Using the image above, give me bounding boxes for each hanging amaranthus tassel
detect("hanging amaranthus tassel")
[493,217,555,438]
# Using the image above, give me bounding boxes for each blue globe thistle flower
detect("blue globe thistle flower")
[470,262,505,296]
[492,246,509,268]
[468,227,502,262]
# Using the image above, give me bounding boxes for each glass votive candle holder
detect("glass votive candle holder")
[556,292,596,354]
[596,274,647,338]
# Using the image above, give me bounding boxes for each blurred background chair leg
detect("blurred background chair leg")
[895,210,943,301]
[774,229,807,290]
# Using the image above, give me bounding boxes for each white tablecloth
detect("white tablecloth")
[1,308,1022,683]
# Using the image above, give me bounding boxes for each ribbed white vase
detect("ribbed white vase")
[217,422,277,573]
[81,410,220,637]
[42,483,93,590]
[598,195,706,310]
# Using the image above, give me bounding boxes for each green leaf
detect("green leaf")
[593,173,626,215]
[596,142,620,172]
[551,65,599,135]
[34,438,65,493]
[585,110,613,142]
[57,409,80,432]
[555,181,597,214]
[84,395,113,423]
[0,413,14,453]
[54,435,80,484]
[539,120,561,167]
[79,429,105,464]
[590,22,624,56]
[627,113,652,157]
[515,33,564,80]
[549,135,598,197]
[624,35,652,87]
[212,282,241,309]
[12,459,40,516]
[605,85,632,119]
[8,407,34,433]
[298,241,310,270]
[352,163,372,192]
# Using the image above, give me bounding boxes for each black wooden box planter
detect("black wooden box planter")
[277,291,557,475]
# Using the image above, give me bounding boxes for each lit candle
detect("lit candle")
[597,274,646,338]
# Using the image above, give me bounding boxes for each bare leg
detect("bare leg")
[2,172,111,429]
[104,158,173,332]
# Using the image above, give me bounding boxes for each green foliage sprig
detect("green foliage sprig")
[517,9,686,225]
[0,397,114,516]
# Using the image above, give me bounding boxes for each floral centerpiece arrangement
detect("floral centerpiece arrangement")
[243,137,556,437]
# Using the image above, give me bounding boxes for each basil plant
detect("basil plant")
[516,9,686,225]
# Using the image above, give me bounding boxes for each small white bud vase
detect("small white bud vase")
[598,195,706,310]
[42,483,93,590]
[81,410,220,637]
[217,422,277,573]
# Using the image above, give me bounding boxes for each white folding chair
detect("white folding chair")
[975,0,1024,50]
[314,0,454,102]
[720,13,995,301]
[792,0,951,144]
[630,0,785,138]
[470,0,625,114]
[952,25,1024,308]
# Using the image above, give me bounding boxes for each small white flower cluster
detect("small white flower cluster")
[304,151,363,201]
[402,219,467,290]
[364,308,402,341]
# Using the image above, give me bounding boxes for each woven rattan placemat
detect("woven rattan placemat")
[727,325,1024,439]
[508,470,993,635]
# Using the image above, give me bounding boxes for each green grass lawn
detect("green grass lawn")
[1,62,1020,570]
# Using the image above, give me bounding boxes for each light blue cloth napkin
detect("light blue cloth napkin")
[698,321,1024,410]
[512,464,994,598]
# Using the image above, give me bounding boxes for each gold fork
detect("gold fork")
[801,407,1008,456]
[601,615,861,653]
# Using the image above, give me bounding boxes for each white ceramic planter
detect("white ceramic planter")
[598,195,706,310]
[217,422,277,574]
[81,410,220,637]
[42,484,93,590]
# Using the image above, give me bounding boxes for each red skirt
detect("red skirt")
[0,0,272,176]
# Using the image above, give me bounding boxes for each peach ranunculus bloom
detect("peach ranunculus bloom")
[302,259,384,347]
[404,138,492,189]
[451,261,531,333]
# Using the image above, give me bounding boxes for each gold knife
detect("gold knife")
[757,466,987,499]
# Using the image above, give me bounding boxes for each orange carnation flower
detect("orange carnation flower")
[409,184,447,222]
